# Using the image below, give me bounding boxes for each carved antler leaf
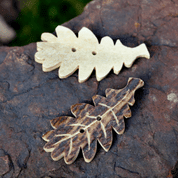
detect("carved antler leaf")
[35,26,150,83]
[42,77,144,164]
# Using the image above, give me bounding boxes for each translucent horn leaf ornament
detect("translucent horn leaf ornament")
[35,26,150,83]
[42,77,144,164]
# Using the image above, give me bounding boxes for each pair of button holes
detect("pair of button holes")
[72,48,97,55]
[79,116,102,133]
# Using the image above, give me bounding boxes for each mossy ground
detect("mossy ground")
[10,0,91,46]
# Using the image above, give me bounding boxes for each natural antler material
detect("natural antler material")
[35,26,150,83]
[42,77,144,164]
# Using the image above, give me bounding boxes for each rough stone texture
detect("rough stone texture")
[0,149,11,176]
[0,0,178,177]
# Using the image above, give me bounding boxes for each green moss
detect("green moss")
[10,0,91,46]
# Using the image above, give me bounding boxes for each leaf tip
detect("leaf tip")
[128,77,144,88]
[139,43,150,59]
[55,25,77,40]
[42,130,53,142]
[51,152,64,161]
[41,32,57,42]
[78,26,99,44]
[34,52,45,64]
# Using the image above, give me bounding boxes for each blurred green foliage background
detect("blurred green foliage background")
[10,0,91,46]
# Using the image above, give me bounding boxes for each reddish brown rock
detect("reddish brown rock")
[0,149,10,176]
[64,0,178,47]
[0,0,178,177]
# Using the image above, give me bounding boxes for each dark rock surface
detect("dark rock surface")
[0,0,178,177]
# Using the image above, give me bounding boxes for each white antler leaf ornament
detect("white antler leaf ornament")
[35,26,150,83]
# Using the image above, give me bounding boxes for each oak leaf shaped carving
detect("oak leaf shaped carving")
[42,77,144,164]
[35,25,150,83]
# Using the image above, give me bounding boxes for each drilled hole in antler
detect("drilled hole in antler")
[72,48,76,52]
[92,51,97,55]
[97,116,102,121]
[80,129,85,133]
